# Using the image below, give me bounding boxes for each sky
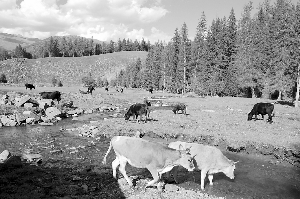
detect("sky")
[0,0,299,43]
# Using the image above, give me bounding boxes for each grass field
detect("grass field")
[0,51,147,86]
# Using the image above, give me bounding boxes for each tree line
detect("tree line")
[112,0,300,106]
[0,36,151,60]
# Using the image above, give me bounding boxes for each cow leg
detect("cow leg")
[112,157,120,179]
[145,169,160,189]
[200,169,208,190]
[254,114,258,121]
[118,158,133,187]
[208,174,213,185]
[267,113,272,123]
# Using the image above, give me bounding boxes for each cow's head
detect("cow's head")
[177,144,195,171]
[124,111,131,120]
[223,161,238,179]
[247,112,253,121]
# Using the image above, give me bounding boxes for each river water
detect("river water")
[0,113,299,199]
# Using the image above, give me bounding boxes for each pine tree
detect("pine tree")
[59,36,68,57]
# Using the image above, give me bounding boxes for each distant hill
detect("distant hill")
[0,32,41,51]
[0,51,147,86]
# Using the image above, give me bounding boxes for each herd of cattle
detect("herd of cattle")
[22,83,276,191]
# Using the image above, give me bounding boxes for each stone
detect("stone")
[23,103,34,108]
[45,107,61,119]
[84,109,93,114]
[15,95,31,107]
[0,150,10,163]
[26,118,36,124]
[0,115,17,126]
[1,94,9,100]
[62,101,73,108]
[39,122,54,126]
[23,111,32,115]
[37,99,54,109]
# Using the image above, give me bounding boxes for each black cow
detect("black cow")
[125,103,149,122]
[40,91,61,103]
[120,88,123,93]
[248,102,274,123]
[172,103,187,115]
[25,83,35,90]
[87,86,95,95]
[105,87,109,92]
[148,87,153,94]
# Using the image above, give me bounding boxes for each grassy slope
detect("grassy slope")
[0,32,40,50]
[0,51,147,86]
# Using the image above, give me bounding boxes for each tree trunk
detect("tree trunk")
[295,76,300,108]
[251,87,256,98]
[277,90,282,101]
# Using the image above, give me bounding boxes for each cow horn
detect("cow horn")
[185,147,191,154]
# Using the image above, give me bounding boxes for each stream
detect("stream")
[0,113,299,199]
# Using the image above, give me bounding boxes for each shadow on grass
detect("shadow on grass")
[276,100,294,107]
[0,156,126,199]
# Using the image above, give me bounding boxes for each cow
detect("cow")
[148,87,153,94]
[105,87,109,92]
[247,102,274,123]
[25,83,35,90]
[120,88,123,93]
[168,141,237,190]
[39,91,61,103]
[87,86,95,95]
[124,103,149,122]
[102,136,195,190]
[172,103,187,115]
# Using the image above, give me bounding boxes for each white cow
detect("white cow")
[102,136,195,189]
[168,141,237,190]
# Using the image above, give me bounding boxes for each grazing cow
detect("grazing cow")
[124,103,149,122]
[148,87,153,94]
[102,136,195,189]
[120,88,123,93]
[87,86,95,95]
[168,141,237,190]
[248,102,274,123]
[172,103,187,115]
[40,91,61,103]
[25,83,35,90]
[105,87,109,92]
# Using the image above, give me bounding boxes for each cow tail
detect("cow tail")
[102,140,112,165]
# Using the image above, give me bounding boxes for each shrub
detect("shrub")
[0,74,7,83]
[52,76,58,87]
[82,76,96,87]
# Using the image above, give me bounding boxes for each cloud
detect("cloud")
[0,0,170,42]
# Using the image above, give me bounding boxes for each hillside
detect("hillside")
[0,32,41,51]
[0,51,148,86]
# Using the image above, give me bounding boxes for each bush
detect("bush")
[0,74,7,83]
[57,80,63,87]
[82,76,96,87]
[52,76,58,87]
